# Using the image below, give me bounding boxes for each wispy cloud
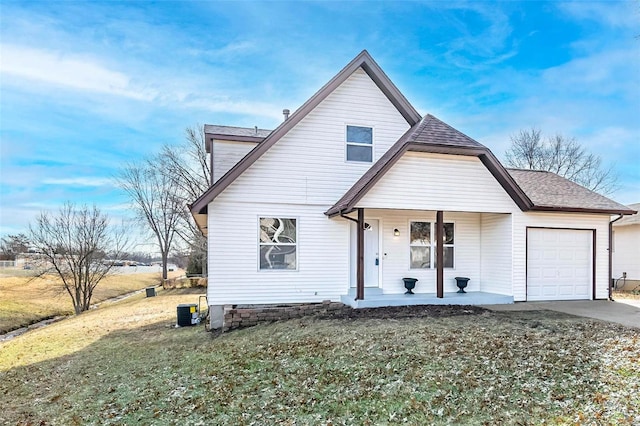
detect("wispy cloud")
[557,1,640,29]
[42,177,113,187]
[0,44,156,101]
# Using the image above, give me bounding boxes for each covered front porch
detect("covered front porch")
[340,287,514,308]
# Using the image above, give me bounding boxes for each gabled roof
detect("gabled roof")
[325,115,635,217]
[204,125,272,151]
[507,169,636,215]
[191,50,422,215]
[613,203,640,225]
[325,114,533,216]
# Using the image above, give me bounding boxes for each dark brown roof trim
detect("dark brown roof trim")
[529,205,636,215]
[191,50,422,215]
[206,133,265,143]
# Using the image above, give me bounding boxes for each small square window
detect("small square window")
[346,125,373,162]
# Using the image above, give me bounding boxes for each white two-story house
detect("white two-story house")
[190,50,634,327]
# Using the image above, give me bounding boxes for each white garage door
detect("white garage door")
[527,228,592,301]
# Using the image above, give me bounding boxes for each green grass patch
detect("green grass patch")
[0,295,638,424]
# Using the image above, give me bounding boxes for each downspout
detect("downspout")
[436,211,444,298]
[609,214,623,301]
[339,211,364,301]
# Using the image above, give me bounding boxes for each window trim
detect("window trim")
[345,124,374,163]
[257,216,299,272]
[409,220,455,270]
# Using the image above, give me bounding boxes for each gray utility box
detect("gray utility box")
[145,287,156,297]
[177,303,199,326]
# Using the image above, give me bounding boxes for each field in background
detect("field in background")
[0,267,184,334]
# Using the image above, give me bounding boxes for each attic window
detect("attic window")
[346,125,373,162]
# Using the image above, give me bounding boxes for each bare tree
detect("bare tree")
[28,203,128,314]
[117,163,183,280]
[117,125,211,279]
[154,125,211,274]
[505,129,618,194]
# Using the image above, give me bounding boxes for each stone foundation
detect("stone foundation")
[220,300,348,332]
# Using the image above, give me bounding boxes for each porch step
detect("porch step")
[346,287,383,297]
[341,291,514,309]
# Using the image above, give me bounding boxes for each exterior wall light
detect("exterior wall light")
[394,228,400,236]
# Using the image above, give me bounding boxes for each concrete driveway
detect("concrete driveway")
[483,299,640,329]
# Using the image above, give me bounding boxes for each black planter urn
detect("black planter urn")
[403,277,418,295]
[455,277,470,293]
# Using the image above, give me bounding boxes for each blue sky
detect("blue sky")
[1,0,639,240]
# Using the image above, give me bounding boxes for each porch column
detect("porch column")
[356,208,365,300]
[436,210,444,298]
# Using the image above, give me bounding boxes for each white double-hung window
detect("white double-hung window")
[346,125,373,162]
[410,222,455,269]
[259,218,297,270]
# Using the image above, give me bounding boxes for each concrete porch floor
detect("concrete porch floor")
[341,288,514,308]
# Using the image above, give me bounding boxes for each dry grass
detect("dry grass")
[0,268,183,334]
[615,290,640,301]
[0,294,638,425]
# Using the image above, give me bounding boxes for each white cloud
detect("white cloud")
[557,1,640,29]
[42,177,113,187]
[0,44,156,101]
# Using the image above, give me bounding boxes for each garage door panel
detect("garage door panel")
[527,228,592,301]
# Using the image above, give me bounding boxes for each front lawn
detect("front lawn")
[0,292,638,424]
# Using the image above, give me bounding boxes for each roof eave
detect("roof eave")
[529,205,637,215]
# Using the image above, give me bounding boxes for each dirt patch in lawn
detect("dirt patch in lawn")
[320,303,487,320]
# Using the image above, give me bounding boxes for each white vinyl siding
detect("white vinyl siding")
[357,152,517,213]
[206,68,410,304]
[212,140,258,183]
[479,213,512,296]
[208,202,349,304]
[612,224,640,280]
[215,69,410,207]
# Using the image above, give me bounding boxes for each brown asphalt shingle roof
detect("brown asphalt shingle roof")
[411,114,485,149]
[506,169,635,214]
[204,124,272,140]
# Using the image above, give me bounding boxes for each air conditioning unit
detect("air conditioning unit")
[176,303,199,326]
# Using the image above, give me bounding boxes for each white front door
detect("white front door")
[364,219,380,287]
[527,228,592,301]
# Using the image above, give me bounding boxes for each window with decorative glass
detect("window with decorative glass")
[409,222,455,269]
[259,218,297,270]
[346,125,373,162]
